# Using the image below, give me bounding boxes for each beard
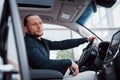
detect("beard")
[34,31,43,37]
[31,31,43,37]
[27,29,43,37]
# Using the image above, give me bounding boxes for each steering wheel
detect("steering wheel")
[77,39,96,69]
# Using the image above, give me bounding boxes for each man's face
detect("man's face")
[25,15,43,37]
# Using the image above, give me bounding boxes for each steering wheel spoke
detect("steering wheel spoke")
[78,39,96,69]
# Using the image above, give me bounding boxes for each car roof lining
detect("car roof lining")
[18,0,91,33]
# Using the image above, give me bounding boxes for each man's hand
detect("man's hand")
[87,36,96,42]
[70,60,79,76]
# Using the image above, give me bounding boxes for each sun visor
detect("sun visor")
[77,4,92,24]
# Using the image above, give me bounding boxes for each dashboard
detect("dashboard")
[104,30,120,63]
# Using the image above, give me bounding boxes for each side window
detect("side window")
[42,24,87,60]
[0,0,4,19]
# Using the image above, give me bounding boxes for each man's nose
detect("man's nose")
[37,24,42,29]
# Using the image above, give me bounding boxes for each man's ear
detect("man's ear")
[24,26,28,33]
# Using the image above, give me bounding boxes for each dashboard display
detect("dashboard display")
[104,30,120,63]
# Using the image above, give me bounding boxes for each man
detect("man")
[24,14,97,80]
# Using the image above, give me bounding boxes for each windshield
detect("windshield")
[77,0,120,42]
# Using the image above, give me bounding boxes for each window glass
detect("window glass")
[42,24,85,60]
[113,1,120,27]
[83,1,120,41]
[0,0,4,20]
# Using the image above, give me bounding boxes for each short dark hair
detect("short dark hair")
[23,14,39,26]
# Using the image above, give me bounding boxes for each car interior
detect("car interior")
[0,0,120,80]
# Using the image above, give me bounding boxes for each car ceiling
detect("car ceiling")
[18,0,92,33]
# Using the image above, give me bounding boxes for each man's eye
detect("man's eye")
[33,23,37,25]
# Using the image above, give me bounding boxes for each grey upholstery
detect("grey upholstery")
[30,69,63,80]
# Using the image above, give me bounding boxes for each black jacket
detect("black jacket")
[24,34,88,71]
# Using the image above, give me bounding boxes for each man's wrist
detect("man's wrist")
[84,37,88,42]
